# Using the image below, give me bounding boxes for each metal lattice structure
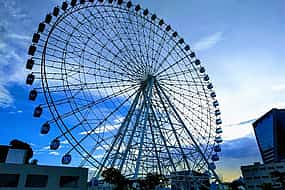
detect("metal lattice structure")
[25,0,223,182]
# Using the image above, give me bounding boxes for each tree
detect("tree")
[102,167,129,190]
[139,173,168,190]
[260,183,272,190]
[9,139,33,164]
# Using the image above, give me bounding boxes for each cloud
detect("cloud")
[8,33,30,41]
[49,151,60,156]
[0,0,31,108]
[272,84,285,92]
[222,121,255,141]
[79,124,120,135]
[193,32,223,51]
[0,84,14,107]
[221,137,260,159]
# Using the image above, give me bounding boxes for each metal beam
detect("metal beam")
[133,77,155,178]
[150,104,177,173]
[155,84,191,171]
[155,81,223,184]
[95,88,142,178]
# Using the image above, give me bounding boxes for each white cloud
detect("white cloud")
[272,84,285,92]
[193,32,223,51]
[8,33,30,41]
[61,140,69,145]
[222,122,255,141]
[79,124,120,135]
[0,84,14,107]
[49,151,60,156]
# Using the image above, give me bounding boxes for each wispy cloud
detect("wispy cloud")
[0,0,30,108]
[272,84,285,92]
[49,151,60,156]
[222,119,256,141]
[0,84,14,108]
[193,31,223,51]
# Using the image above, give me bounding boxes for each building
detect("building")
[170,170,210,190]
[0,163,88,190]
[253,108,285,164]
[241,162,285,190]
[241,108,285,190]
[0,144,88,190]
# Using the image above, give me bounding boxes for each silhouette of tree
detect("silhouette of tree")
[260,183,272,190]
[102,167,129,190]
[9,139,33,164]
[139,173,168,190]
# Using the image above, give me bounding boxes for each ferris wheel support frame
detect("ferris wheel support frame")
[155,81,222,184]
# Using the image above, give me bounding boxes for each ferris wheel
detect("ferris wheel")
[25,0,223,182]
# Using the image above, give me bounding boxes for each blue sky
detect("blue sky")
[0,0,284,181]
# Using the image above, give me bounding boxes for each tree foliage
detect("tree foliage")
[138,173,168,190]
[102,168,129,190]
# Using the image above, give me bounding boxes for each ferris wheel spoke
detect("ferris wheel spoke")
[158,85,213,134]
[114,10,149,72]
[155,81,221,180]
[135,12,153,73]
[75,10,143,77]
[77,11,142,75]
[55,21,138,77]
[100,8,145,73]
[152,25,170,72]
[158,68,198,79]
[155,55,191,78]
[34,56,135,80]
[160,81,210,102]
[66,87,141,156]
[48,85,138,123]
[127,11,149,71]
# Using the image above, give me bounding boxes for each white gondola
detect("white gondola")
[215,136,223,143]
[29,90,38,101]
[215,109,221,116]
[195,59,201,65]
[204,75,210,81]
[213,100,219,108]
[209,162,216,170]
[26,59,35,70]
[50,139,60,150]
[207,83,213,90]
[199,67,205,73]
[211,154,219,162]
[62,154,72,165]
[210,92,216,98]
[26,74,35,85]
[216,118,222,125]
[214,145,221,152]
[216,127,223,134]
[33,106,43,118]
[40,123,50,134]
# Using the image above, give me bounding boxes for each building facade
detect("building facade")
[241,162,285,190]
[0,163,88,190]
[253,108,285,163]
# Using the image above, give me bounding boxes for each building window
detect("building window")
[60,176,80,188]
[25,174,48,187]
[0,174,20,187]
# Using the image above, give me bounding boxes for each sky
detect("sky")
[0,0,285,182]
